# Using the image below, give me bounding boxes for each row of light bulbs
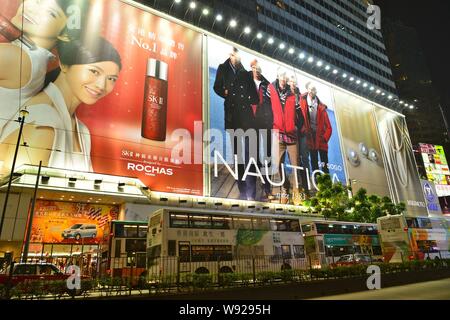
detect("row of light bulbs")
[169,0,416,111]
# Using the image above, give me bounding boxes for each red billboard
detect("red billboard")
[0,0,203,196]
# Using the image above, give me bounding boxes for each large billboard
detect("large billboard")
[207,37,346,205]
[419,143,450,197]
[0,0,203,195]
[375,109,427,216]
[0,0,428,214]
[333,90,391,197]
[30,200,119,244]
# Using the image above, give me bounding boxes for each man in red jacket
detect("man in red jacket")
[269,68,301,204]
[299,82,332,175]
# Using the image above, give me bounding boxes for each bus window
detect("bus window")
[431,219,446,229]
[124,225,138,238]
[147,245,161,259]
[281,245,292,258]
[406,218,418,228]
[372,246,382,256]
[168,240,176,256]
[301,224,312,233]
[293,245,305,258]
[315,223,328,234]
[179,243,190,262]
[190,215,212,229]
[289,220,301,232]
[211,216,231,229]
[138,225,148,238]
[170,214,189,228]
[233,217,253,230]
[417,218,432,229]
[191,245,232,262]
[252,218,270,230]
[271,220,299,232]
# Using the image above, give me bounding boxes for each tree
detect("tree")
[307,174,406,223]
[307,174,352,221]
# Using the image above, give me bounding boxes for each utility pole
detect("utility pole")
[0,109,29,239]
[22,161,42,263]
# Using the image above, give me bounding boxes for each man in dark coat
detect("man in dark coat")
[213,48,259,200]
[251,59,273,201]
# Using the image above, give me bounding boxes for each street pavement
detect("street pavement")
[312,278,450,300]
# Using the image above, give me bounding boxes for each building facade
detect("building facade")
[150,0,399,109]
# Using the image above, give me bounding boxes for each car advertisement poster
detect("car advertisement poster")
[30,200,119,244]
[207,37,346,205]
[0,0,203,196]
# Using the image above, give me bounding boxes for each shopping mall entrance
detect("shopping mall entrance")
[28,243,104,277]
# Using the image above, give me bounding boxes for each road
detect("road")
[312,278,450,300]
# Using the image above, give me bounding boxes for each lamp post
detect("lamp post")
[0,108,29,239]
[22,161,42,263]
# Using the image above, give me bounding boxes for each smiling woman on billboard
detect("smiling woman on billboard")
[0,33,122,171]
[0,0,89,133]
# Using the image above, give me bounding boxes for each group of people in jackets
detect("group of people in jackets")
[214,48,332,205]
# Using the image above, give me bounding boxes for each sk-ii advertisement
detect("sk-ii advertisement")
[0,0,203,196]
[207,37,346,205]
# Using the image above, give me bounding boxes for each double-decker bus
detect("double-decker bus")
[377,215,450,262]
[146,208,308,280]
[300,220,382,268]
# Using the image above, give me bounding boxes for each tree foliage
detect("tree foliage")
[307,174,406,223]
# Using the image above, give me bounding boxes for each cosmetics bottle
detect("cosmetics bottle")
[141,58,169,141]
[0,14,36,50]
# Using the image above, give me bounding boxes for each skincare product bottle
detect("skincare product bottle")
[0,14,36,50]
[141,58,169,141]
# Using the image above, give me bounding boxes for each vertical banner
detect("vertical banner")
[420,180,443,216]
[333,90,391,197]
[375,109,426,216]
[419,143,450,197]
[0,0,203,196]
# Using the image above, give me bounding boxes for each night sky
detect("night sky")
[374,0,450,122]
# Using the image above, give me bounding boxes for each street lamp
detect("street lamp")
[0,108,29,239]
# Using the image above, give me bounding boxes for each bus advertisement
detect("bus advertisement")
[377,215,450,263]
[146,209,309,281]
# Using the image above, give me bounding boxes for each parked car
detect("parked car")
[330,254,375,268]
[62,224,97,240]
[0,262,89,287]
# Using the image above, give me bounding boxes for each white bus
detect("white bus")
[146,208,308,280]
[301,220,382,268]
[377,215,450,263]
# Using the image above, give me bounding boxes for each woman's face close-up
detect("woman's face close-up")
[65,61,120,105]
[11,0,67,40]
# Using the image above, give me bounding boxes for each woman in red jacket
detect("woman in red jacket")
[299,82,332,174]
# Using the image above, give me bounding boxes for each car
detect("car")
[62,224,97,240]
[331,254,374,268]
[0,262,89,287]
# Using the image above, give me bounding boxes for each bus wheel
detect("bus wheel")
[281,263,292,271]
[195,267,209,274]
[219,266,233,274]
